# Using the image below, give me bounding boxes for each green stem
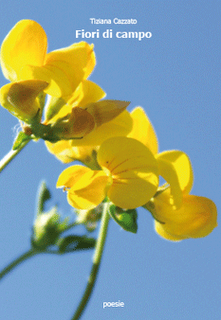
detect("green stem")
[0,248,38,281]
[71,202,110,320]
[63,221,80,232]
[0,139,30,173]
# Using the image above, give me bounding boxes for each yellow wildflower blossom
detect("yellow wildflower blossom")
[0,20,131,142]
[153,189,217,241]
[0,19,107,131]
[45,108,133,161]
[57,137,159,210]
[128,107,194,208]
[0,20,97,98]
[129,107,217,240]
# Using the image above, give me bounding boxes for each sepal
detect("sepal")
[109,204,138,234]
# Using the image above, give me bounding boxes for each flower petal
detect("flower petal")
[85,100,130,128]
[42,41,95,97]
[57,165,91,188]
[69,110,133,147]
[45,139,99,168]
[66,80,106,107]
[57,165,108,209]
[0,80,48,123]
[68,170,109,209]
[154,189,217,240]
[0,20,47,81]
[54,107,95,139]
[47,80,106,123]
[45,111,133,162]
[45,140,73,163]
[19,64,71,97]
[157,150,194,208]
[45,140,98,165]
[128,107,158,154]
[97,137,159,209]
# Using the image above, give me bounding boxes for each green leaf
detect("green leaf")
[109,204,138,233]
[12,132,31,150]
[57,235,96,253]
[36,181,51,215]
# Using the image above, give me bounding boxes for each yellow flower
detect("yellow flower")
[52,99,131,139]
[0,20,97,98]
[57,137,159,210]
[45,140,99,167]
[156,150,193,208]
[153,189,217,241]
[127,106,158,155]
[0,19,106,127]
[128,107,194,208]
[45,103,133,160]
[130,107,217,240]
[50,106,96,139]
[0,80,48,123]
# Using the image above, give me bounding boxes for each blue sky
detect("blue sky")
[0,1,220,320]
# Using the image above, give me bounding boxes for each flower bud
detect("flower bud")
[52,107,95,139]
[0,80,48,123]
[32,207,69,249]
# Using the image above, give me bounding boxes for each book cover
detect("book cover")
[0,1,220,319]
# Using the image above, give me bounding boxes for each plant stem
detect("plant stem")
[0,248,38,281]
[71,202,110,320]
[0,139,30,173]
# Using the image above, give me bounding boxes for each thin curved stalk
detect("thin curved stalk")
[71,202,110,320]
[0,139,30,173]
[0,248,38,281]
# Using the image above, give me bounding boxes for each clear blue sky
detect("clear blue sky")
[0,1,220,319]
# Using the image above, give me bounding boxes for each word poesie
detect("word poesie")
[103,300,125,308]
[90,18,137,24]
[76,29,152,41]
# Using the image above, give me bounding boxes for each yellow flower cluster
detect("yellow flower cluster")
[0,20,130,141]
[54,106,217,240]
[0,20,217,241]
